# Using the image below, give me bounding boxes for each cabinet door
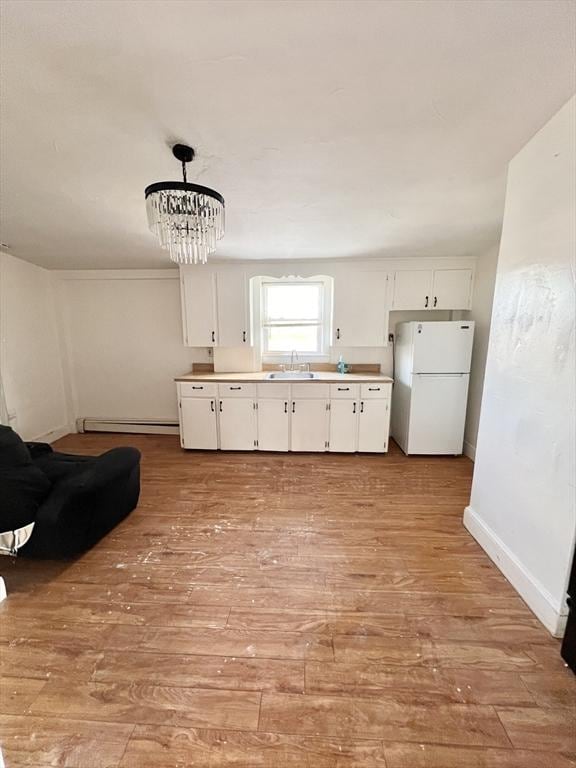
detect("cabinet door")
[216,271,250,347]
[180,268,218,346]
[291,399,328,452]
[432,269,473,310]
[218,398,256,450]
[358,399,390,452]
[180,398,218,449]
[329,399,358,452]
[391,270,433,310]
[333,271,389,346]
[257,399,290,451]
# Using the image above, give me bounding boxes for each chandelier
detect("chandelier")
[145,144,225,265]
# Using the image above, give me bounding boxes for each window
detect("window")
[256,276,332,360]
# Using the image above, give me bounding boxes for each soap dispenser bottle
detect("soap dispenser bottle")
[337,355,348,375]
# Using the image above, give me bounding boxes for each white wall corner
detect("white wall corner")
[464,505,568,637]
[463,441,476,461]
[30,423,75,444]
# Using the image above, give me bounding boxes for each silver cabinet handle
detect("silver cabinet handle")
[353,402,356,413]
[336,328,341,340]
[211,331,216,343]
[433,296,438,307]
[337,387,350,391]
[242,331,246,343]
[210,400,215,412]
[219,400,223,412]
[292,402,296,413]
[191,385,204,390]
[424,296,429,308]
[284,401,288,413]
[229,386,242,390]
[360,401,364,413]
[368,387,380,391]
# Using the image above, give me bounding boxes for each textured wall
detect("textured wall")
[465,96,576,634]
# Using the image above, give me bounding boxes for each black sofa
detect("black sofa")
[0,425,140,558]
[561,549,576,673]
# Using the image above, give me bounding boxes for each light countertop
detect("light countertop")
[175,371,393,384]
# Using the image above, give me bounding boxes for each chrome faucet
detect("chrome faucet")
[289,350,299,371]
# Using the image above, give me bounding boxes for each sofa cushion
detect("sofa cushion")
[0,464,51,531]
[33,452,92,484]
[0,425,33,468]
[0,426,51,531]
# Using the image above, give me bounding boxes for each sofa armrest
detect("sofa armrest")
[25,442,54,460]
[53,447,141,496]
[22,447,141,558]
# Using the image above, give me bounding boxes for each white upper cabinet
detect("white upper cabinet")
[180,262,474,349]
[431,269,474,310]
[391,270,434,310]
[216,271,251,347]
[333,270,389,347]
[391,268,473,311]
[180,269,218,347]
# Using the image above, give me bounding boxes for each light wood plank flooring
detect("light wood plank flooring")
[1,434,575,767]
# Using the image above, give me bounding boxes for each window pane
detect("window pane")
[265,325,320,353]
[264,283,321,321]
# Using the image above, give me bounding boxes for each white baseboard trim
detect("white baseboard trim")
[30,423,75,444]
[77,417,179,436]
[464,506,567,637]
[463,441,476,461]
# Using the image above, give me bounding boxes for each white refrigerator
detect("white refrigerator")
[391,321,475,455]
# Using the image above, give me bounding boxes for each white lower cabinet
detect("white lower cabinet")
[218,398,256,450]
[257,399,290,451]
[329,398,390,452]
[290,399,329,452]
[180,397,218,449]
[358,399,390,452]
[178,380,391,453]
[329,399,358,452]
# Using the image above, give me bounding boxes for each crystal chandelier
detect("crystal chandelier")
[145,144,225,265]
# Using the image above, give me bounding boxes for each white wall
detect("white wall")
[0,254,70,440]
[464,96,576,636]
[56,257,477,425]
[57,272,202,422]
[463,244,500,459]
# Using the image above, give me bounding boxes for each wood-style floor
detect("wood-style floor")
[1,434,575,767]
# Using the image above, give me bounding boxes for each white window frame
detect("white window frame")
[252,275,333,363]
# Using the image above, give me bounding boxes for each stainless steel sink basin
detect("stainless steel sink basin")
[266,372,319,380]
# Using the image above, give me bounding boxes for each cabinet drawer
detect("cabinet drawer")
[291,383,330,399]
[360,383,391,399]
[257,383,291,400]
[179,382,218,398]
[218,383,257,398]
[329,383,360,399]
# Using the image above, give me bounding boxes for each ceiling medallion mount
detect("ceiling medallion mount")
[145,143,225,265]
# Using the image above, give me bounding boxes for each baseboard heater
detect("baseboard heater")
[76,418,179,436]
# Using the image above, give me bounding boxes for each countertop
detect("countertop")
[175,371,393,384]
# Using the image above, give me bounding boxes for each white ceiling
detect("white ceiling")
[1,0,574,269]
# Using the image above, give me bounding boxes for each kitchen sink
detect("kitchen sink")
[266,372,319,380]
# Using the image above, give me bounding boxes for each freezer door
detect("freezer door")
[412,321,474,374]
[407,374,469,454]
